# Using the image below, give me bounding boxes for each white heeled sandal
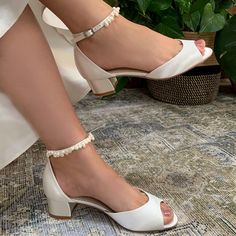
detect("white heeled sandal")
[42,7,213,96]
[43,132,178,232]
[71,7,213,96]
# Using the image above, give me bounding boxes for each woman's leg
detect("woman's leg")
[0,6,173,224]
[40,0,205,72]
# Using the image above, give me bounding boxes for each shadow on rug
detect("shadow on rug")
[1,89,236,236]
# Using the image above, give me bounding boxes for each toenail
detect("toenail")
[163,210,172,216]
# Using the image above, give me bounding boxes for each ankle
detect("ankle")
[77,16,133,70]
[49,143,107,194]
[50,154,91,197]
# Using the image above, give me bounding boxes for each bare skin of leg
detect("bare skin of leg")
[0,6,173,225]
[40,0,205,72]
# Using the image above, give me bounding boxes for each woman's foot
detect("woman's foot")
[50,143,174,225]
[77,15,206,72]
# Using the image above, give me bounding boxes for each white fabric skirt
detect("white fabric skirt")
[0,0,91,169]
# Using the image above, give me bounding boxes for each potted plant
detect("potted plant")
[215,13,236,93]
[105,0,235,104]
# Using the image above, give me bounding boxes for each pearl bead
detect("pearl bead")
[46,129,95,158]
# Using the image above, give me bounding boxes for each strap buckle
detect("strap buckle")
[83,29,95,39]
[72,7,120,44]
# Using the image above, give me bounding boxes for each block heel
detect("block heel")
[87,78,116,96]
[47,199,77,219]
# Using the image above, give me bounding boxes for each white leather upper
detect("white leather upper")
[147,40,204,79]
[74,46,114,81]
[73,39,212,83]
[107,192,165,231]
[42,7,68,30]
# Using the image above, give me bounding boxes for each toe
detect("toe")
[195,39,206,55]
[161,202,174,225]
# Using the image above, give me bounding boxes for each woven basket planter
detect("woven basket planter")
[147,66,221,105]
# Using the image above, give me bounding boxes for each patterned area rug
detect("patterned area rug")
[1,89,236,236]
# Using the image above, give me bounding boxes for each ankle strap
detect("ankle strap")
[72,7,120,44]
[46,133,95,158]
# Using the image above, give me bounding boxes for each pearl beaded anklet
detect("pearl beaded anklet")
[72,7,120,43]
[46,133,95,158]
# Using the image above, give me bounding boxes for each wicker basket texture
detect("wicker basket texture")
[147,68,221,105]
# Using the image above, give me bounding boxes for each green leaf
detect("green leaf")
[200,3,226,32]
[210,0,216,11]
[175,0,192,14]
[190,0,209,13]
[149,0,172,13]
[155,16,184,38]
[183,11,201,31]
[215,15,236,82]
[136,0,151,15]
[153,5,180,20]
[115,77,129,93]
